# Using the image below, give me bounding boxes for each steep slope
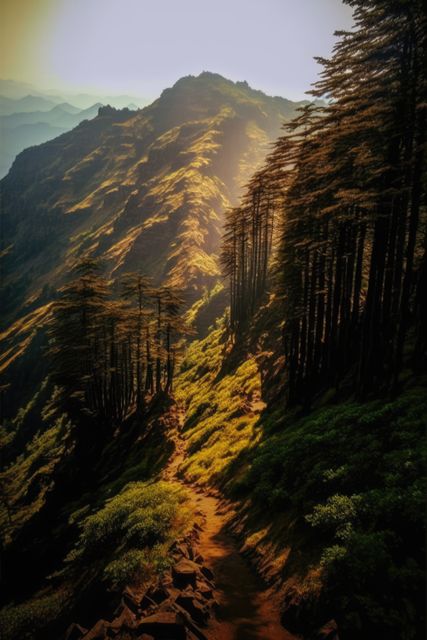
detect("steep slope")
[0,72,306,417]
[174,315,427,640]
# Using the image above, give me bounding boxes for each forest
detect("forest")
[49,260,185,428]
[222,0,426,404]
[0,1,425,639]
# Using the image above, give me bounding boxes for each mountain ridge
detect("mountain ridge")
[0,72,306,418]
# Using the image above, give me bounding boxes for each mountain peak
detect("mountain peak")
[158,72,304,112]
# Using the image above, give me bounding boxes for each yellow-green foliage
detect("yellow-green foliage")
[176,319,263,485]
[0,415,71,541]
[66,480,193,588]
[184,281,224,327]
[0,588,70,640]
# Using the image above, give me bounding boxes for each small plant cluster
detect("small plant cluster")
[66,480,191,589]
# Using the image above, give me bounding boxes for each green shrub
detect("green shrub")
[0,589,69,640]
[240,388,427,639]
[66,480,191,588]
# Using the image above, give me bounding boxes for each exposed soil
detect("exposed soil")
[162,407,296,640]
[69,406,297,640]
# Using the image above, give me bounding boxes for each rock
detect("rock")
[140,594,157,612]
[121,587,140,615]
[83,619,110,639]
[173,608,208,640]
[171,542,190,559]
[146,585,169,605]
[199,566,214,582]
[136,612,187,639]
[198,587,213,601]
[172,559,199,588]
[175,595,209,626]
[65,623,88,640]
[110,604,137,632]
[186,546,195,561]
[113,601,125,617]
[313,619,340,639]
[210,599,220,614]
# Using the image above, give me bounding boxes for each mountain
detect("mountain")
[0,102,102,129]
[0,79,149,110]
[0,94,59,116]
[0,3,424,637]
[50,102,82,115]
[0,122,65,177]
[68,93,148,110]
[0,103,103,178]
[0,72,306,416]
[0,79,46,99]
[0,73,310,637]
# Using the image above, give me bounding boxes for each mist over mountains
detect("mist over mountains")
[0,79,149,177]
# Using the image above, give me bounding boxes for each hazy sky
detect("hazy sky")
[1,0,353,100]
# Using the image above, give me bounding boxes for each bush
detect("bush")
[0,589,70,640]
[66,480,191,588]
[242,388,427,639]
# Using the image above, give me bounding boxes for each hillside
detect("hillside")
[0,72,313,640]
[0,72,305,418]
[1,5,425,634]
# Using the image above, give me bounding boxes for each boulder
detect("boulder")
[122,588,140,614]
[109,604,137,632]
[172,608,208,640]
[83,619,110,639]
[140,594,157,612]
[172,559,199,589]
[198,587,213,601]
[186,546,195,561]
[313,619,339,640]
[171,542,190,559]
[199,566,214,582]
[136,612,187,639]
[175,595,209,627]
[146,585,169,605]
[65,623,88,640]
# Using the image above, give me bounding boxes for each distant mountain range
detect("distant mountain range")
[0,78,149,109]
[0,80,150,177]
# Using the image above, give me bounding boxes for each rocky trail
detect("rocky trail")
[66,406,296,640]
[160,406,295,640]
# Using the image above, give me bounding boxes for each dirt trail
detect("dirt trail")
[162,407,296,640]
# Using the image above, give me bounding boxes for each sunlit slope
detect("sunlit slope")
[1,73,303,317]
[0,72,305,413]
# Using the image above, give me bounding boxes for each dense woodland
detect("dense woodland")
[49,260,185,430]
[222,0,426,404]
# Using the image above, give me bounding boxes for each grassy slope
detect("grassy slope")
[0,400,194,639]
[175,319,427,640]
[0,73,302,419]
